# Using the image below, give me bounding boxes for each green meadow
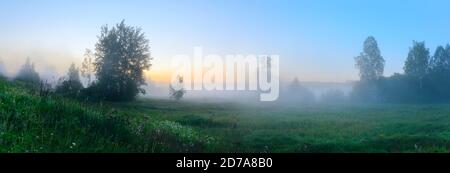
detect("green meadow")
[1,79,449,153]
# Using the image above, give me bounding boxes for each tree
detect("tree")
[284,77,315,103]
[0,58,6,78]
[93,20,152,101]
[355,36,385,81]
[352,37,385,102]
[169,75,186,100]
[429,44,450,73]
[376,73,419,102]
[404,41,430,79]
[15,58,40,84]
[403,41,430,99]
[56,63,83,98]
[81,49,95,86]
[425,44,450,101]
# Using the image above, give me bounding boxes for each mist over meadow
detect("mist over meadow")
[1,0,450,154]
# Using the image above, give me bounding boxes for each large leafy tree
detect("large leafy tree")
[404,41,430,79]
[93,20,152,101]
[355,36,385,81]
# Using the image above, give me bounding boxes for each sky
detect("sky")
[1,0,450,83]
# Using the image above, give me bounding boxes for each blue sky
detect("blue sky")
[1,0,450,82]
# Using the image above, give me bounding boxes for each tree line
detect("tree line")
[3,23,448,103]
[3,21,154,102]
[353,37,450,103]
[280,36,450,104]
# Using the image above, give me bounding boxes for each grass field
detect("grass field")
[1,79,449,153]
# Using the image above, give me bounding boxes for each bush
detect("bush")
[55,63,84,98]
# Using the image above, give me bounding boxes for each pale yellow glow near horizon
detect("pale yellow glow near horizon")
[0,46,355,84]
[144,69,173,84]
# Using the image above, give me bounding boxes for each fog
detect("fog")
[0,55,354,105]
[143,78,353,105]
[8,41,448,106]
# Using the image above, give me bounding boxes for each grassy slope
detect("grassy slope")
[1,78,449,153]
[0,79,212,152]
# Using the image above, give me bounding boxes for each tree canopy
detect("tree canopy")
[404,41,430,79]
[93,20,152,101]
[355,36,385,81]
[429,44,450,73]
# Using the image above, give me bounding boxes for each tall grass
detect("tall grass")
[0,79,210,152]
